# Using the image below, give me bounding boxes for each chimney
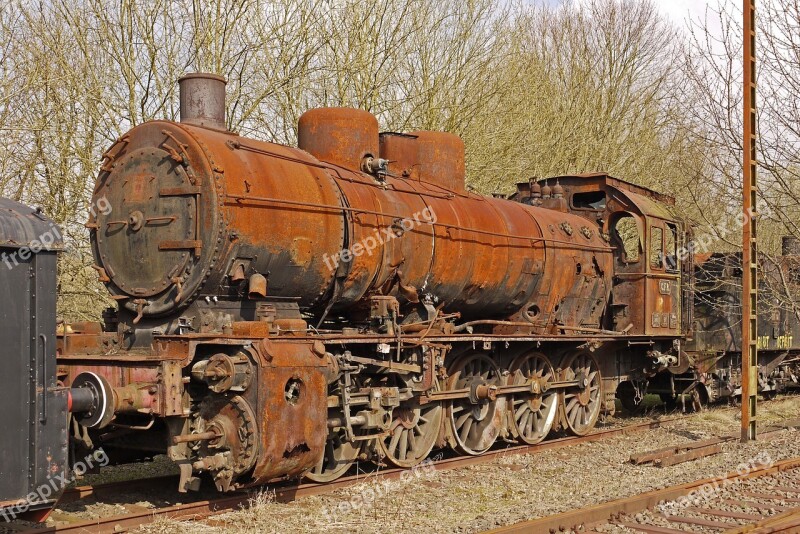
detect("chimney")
[178,73,227,130]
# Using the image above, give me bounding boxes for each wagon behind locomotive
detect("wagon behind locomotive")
[683,243,800,404]
[0,200,66,521]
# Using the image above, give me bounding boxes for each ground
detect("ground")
[121,396,800,534]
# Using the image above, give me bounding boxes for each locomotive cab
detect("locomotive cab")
[514,173,690,339]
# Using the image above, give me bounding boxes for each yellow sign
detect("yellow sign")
[757,334,793,350]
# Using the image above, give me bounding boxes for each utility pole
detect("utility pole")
[741,0,757,442]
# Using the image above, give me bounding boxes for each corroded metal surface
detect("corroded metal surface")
[90,121,346,318]
[66,102,678,494]
[379,132,419,180]
[742,0,758,442]
[247,338,328,485]
[410,130,465,193]
[298,107,380,170]
[178,73,227,130]
[89,108,615,334]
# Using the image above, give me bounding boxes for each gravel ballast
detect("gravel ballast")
[124,397,800,534]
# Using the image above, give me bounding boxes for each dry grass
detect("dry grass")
[760,395,800,424]
[131,396,800,534]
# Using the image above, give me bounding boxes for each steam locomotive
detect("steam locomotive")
[3,73,799,519]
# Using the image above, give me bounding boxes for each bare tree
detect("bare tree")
[467,0,709,204]
[0,0,713,319]
[685,0,800,319]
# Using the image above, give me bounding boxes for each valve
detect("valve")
[361,156,389,175]
[191,352,253,393]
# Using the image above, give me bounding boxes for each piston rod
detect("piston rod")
[173,430,220,445]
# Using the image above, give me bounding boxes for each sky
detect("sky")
[654,0,726,43]
[654,0,711,27]
[541,0,723,32]
[544,0,719,31]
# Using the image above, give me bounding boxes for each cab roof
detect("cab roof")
[528,172,678,221]
[0,198,63,251]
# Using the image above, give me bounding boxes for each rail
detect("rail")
[31,416,682,534]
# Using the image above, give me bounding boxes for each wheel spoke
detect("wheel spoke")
[314,453,324,473]
[460,417,474,442]
[508,352,556,445]
[565,396,578,413]
[518,409,530,430]
[399,430,409,460]
[306,406,360,482]
[456,410,471,428]
[378,384,442,468]
[388,425,402,455]
[408,427,418,452]
[448,353,505,454]
[569,405,580,427]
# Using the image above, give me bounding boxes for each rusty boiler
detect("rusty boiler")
[90,93,612,331]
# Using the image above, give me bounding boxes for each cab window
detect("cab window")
[612,214,641,263]
[650,226,664,269]
[665,223,678,272]
[572,191,607,210]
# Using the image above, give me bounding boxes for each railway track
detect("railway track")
[19,416,684,533]
[14,409,799,534]
[489,446,800,533]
